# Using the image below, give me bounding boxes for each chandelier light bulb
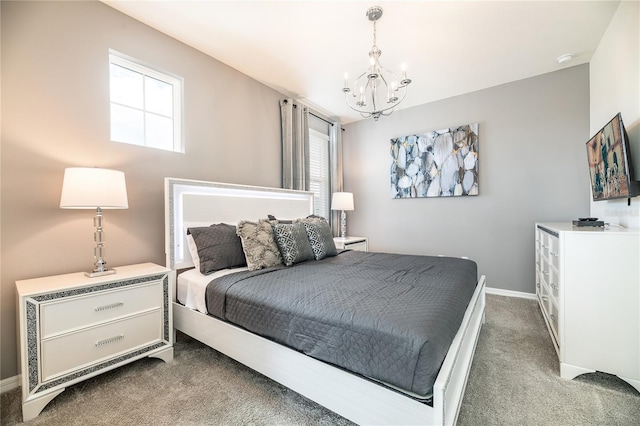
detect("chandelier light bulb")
[358,85,366,107]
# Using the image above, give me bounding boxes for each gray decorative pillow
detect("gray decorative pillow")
[272,222,315,266]
[302,220,338,260]
[187,224,246,275]
[236,219,283,271]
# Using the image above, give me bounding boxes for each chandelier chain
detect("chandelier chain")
[372,19,377,48]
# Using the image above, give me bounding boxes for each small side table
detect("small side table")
[333,236,368,252]
[16,263,174,421]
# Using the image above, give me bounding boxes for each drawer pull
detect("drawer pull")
[95,334,124,347]
[550,251,558,257]
[95,302,124,312]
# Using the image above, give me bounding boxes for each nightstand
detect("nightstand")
[333,236,368,252]
[16,263,174,421]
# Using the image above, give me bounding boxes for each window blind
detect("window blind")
[309,129,330,219]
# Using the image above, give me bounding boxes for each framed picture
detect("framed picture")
[391,123,479,198]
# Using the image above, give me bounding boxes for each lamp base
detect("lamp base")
[340,210,347,238]
[85,268,117,278]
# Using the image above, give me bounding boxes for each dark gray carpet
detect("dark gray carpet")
[458,296,640,426]
[1,295,639,425]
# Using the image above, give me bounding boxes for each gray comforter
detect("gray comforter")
[205,250,477,398]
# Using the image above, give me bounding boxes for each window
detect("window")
[109,50,183,152]
[309,128,331,219]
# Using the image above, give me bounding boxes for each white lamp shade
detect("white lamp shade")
[60,167,129,209]
[331,192,354,211]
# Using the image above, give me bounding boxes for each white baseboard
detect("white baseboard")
[1,374,20,394]
[486,286,536,300]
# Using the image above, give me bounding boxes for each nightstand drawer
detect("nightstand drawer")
[41,309,162,381]
[40,281,163,338]
[333,237,368,252]
[345,241,367,251]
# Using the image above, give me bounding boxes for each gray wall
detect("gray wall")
[342,65,591,294]
[1,1,283,380]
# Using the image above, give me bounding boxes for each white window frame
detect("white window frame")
[109,50,184,152]
[309,128,331,219]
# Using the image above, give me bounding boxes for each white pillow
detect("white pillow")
[184,222,211,269]
[185,233,200,271]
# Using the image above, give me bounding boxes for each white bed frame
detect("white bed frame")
[165,178,486,426]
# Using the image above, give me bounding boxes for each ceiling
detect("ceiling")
[102,1,620,124]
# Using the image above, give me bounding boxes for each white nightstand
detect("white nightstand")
[16,263,174,421]
[333,236,368,252]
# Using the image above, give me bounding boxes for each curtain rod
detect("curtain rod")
[309,111,335,127]
[285,99,338,127]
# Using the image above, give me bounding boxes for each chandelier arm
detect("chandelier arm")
[371,87,409,116]
[346,83,408,115]
[351,71,368,94]
[382,90,409,116]
[377,72,392,99]
[369,81,378,114]
[344,83,408,116]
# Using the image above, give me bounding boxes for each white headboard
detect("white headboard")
[165,178,314,270]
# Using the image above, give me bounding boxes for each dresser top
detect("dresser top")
[536,222,640,235]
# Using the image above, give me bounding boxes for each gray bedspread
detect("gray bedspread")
[205,250,478,397]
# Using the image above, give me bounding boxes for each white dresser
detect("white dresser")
[535,223,639,392]
[16,263,174,421]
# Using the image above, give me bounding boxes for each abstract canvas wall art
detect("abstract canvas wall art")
[390,123,479,198]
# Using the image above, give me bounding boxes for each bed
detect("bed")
[165,178,486,425]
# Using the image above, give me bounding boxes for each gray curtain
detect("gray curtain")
[280,98,309,191]
[280,98,343,235]
[329,121,344,236]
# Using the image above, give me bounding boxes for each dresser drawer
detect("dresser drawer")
[548,301,559,343]
[548,268,559,300]
[548,235,560,270]
[40,309,162,381]
[40,281,163,338]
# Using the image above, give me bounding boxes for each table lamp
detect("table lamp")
[331,192,354,239]
[60,167,129,277]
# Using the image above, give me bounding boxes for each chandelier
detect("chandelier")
[342,6,411,121]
